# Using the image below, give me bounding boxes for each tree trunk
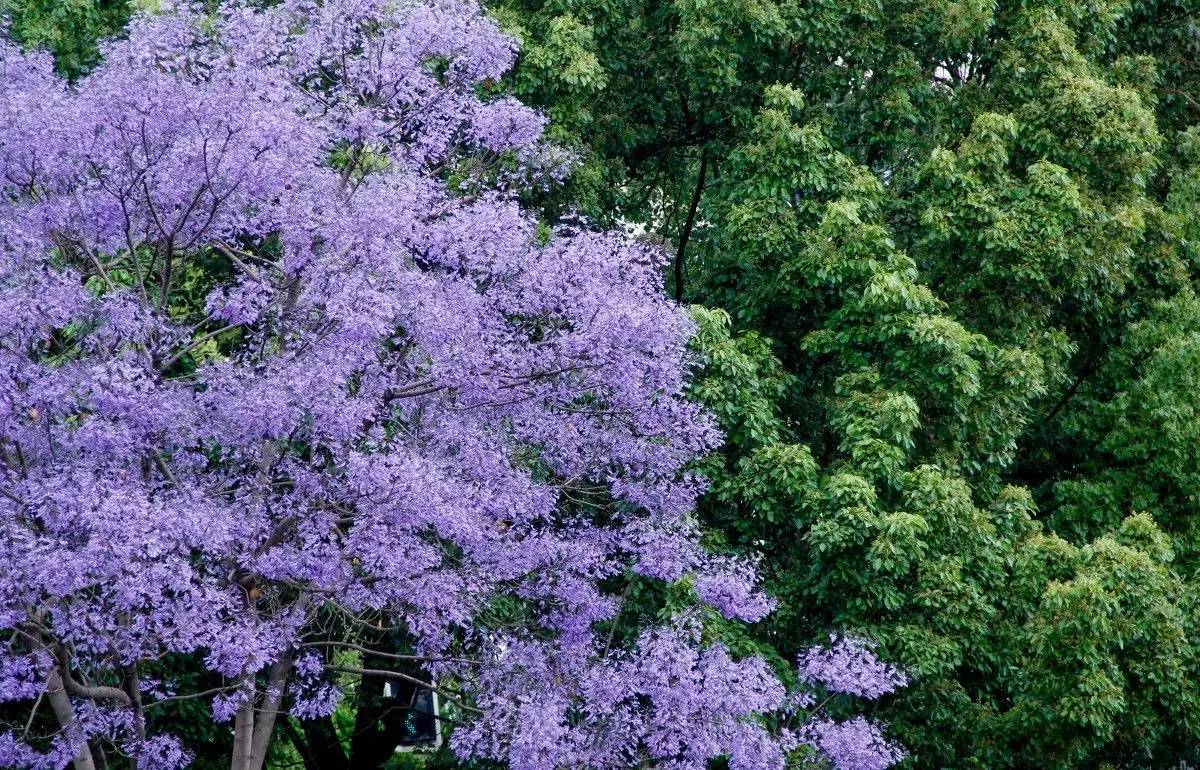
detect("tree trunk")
[348,663,395,768]
[674,147,708,303]
[246,653,292,770]
[230,687,255,770]
[45,668,98,770]
[123,660,144,770]
[287,717,349,770]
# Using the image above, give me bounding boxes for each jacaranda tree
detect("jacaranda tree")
[0,1,907,769]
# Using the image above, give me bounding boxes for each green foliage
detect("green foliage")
[1052,290,1200,559]
[496,0,1200,765]
[0,0,135,77]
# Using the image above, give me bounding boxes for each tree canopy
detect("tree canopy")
[7,0,1200,768]
[493,0,1200,766]
[0,2,905,770]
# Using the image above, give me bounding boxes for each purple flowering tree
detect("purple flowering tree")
[0,2,905,768]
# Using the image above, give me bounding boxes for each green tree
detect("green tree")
[0,0,135,77]
[498,0,1200,766]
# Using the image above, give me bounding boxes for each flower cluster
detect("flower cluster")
[796,636,908,769]
[799,635,910,699]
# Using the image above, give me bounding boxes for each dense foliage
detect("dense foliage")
[491,0,1200,767]
[9,0,1200,768]
[0,1,907,770]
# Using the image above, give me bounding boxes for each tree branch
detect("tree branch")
[674,147,708,303]
[324,666,482,715]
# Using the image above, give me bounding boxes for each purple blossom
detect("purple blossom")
[799,635,908,699]
[0,732,77,770]
[290,682,343,720]
[802,717,906,770]
[211,692,246,724]
[132,736,192,770]
[0,655,46,702]
[694,555,776,622]
[472,97,549,152]
[292,650,324,680]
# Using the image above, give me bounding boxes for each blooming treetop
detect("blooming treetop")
[0,1,904,768]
